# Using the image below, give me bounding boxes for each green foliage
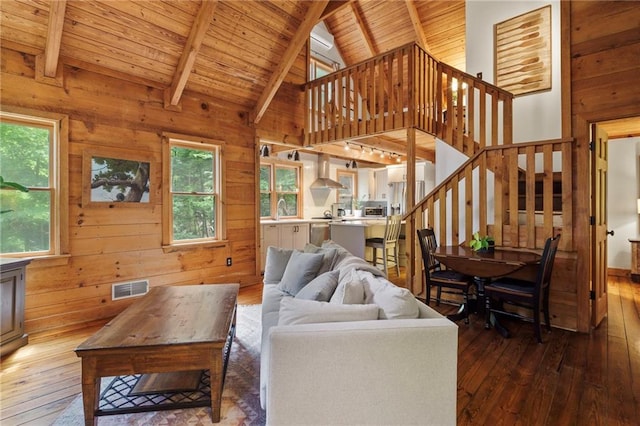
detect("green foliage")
[352,194,367,210]
[260,163,299,217]
[1,121,51,253]
[469,231,494,251]
[170,146,217,241]
[0,175,30,193]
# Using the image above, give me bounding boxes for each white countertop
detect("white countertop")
[261,216,388,225]
[330,219,387,227]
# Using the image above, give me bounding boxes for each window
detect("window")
[0,109,67,256]
[310,58,333,81]
[163,134,222,245]
[260,159,301,219]
[337,169,357,210]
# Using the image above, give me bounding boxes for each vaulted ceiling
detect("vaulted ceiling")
[0,0,466,164]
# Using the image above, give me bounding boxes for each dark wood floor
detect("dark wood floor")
[1,275,638,425]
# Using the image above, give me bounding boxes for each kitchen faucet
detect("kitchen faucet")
[276,198,287,220]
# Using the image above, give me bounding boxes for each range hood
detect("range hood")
[311,154,345,189]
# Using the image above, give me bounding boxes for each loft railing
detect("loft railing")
[304,43,514,153]
[403,138,574,296]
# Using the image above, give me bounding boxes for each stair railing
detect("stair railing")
[403,137,573,296]
[304,43,514,154]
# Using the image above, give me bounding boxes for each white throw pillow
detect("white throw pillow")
[278,297,379,325]
[330,269,365,304]
[295,270,340,301]
[276,250,324,296]
[369,279,420,319]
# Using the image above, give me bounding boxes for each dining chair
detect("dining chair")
[416,228,475,323]
[365,214,402,276]
[484,234,561,343]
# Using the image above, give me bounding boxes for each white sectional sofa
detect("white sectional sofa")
[260,240,458,426]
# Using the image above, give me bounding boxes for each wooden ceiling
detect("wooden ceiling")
[0,0,466,164]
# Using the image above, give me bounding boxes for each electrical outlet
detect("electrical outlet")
[226,257,232,266]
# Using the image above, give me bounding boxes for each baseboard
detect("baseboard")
[608,268,630,278]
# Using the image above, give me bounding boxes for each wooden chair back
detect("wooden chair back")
[384,214,403,245]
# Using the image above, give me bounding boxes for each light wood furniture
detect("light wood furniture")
[75,284,239,425]
[0,258,30,357]
[630,238,640,283]
[365,214,403,276]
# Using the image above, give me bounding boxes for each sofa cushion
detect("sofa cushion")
[264,247,293,284]
[303,244,338,275]
[295,270,340,302]
[361,272,420,319]
[330,269,365,304]
[276,250,324,296]
[278,297,379,325]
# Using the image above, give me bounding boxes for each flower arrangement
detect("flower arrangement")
[469,231,494,252]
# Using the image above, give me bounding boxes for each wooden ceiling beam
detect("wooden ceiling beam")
[165,0,219,108]
[44,0,67,77]
[350,2,375,57]
[320,0,353,20]
[405,0,430,52]
[252,0,329,124]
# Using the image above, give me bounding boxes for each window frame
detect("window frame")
[336,169,357,208]
[162,132,225,248]
[259,158,303,220]
[0,107,69,258]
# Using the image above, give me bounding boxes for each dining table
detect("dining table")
[433,245,542,337]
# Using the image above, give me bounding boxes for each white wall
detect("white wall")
[466,0,562,142]
[607,137,640,269]
[433,0,562,244]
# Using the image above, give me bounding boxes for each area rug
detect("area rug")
[53,304,265,426]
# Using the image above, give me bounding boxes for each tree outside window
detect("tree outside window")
[0,115,55,255]
[164,136,221,244]
[260,160,301,219]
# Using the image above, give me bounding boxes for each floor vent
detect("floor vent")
[112,280,149,300]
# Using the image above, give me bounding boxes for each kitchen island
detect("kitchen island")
[329,219,389,259]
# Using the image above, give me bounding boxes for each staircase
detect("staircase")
[304,43,570,296]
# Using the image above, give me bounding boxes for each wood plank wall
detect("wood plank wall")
[1,47,262,334]
[570,1,640,332]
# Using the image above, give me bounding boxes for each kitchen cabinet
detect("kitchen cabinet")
[261,222,310,271]
[374,169,388,201]
[1,258,30,356]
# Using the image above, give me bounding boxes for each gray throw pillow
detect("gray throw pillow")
[295,270,340,301]
[276,250,324,296]
[264,247,294,284]
[303,244,338,275]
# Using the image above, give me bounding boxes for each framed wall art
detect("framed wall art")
[82,148,152,207]
[495,5,551,96]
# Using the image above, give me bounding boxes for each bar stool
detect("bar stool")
[365,214,402,276]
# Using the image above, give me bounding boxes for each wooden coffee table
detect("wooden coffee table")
[75,284,239,425]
